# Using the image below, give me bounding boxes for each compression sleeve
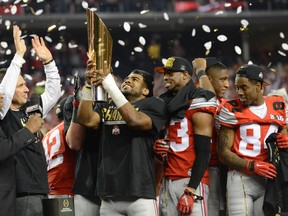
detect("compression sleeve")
[188,134,211,189]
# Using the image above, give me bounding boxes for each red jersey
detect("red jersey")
[209,98,227,167]
[218,96,287,174]
[164,97,216,185]
[42,121,75,195]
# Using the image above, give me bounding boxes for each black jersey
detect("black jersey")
[72,128,100,197]
[0,109,49,195]
[96,96,168,199]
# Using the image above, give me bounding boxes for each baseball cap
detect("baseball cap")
[155,57,193,75]
[236,64,269,86]
[131,69,154,97]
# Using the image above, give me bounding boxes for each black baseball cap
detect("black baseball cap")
[155,57,193,75]
[236,64,269,86]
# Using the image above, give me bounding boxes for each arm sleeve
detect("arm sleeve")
[0,54,25,119]
[0,127,36,162]
[188,134,211,189]
[40,60,61,118]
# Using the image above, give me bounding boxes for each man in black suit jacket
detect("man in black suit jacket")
[0,25,44,216]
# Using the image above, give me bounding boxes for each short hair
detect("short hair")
[206,62,227,76]
[0,68,7,83]
[131,69,154,97]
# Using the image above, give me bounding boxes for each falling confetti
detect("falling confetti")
[123,22,131,32]
[240,19,249,27]
[140,10,149,15]
[236,6,242,14]
[6,49,11,55]
[5,20,11,30]
[215,11,223,15]
[44,36,52,43]
[280,32,285,39]
[55,43,63,50]
[278,50,286,56]
[118,40,125,46]
[0,60,7,65]
[161,58,167,66]
[163,12,169,21]
[139,36,146,46]
[204,41,212,50]
[47,25,57,32]
[217,35,227,42]
[138,23,147,28]
[282,43,288,51]
[58,26,67,31]
[224,3,231,7]
[115,60,119,68]
[35,9,44,16]
[82,1,89,9]
[1,42,8,49]
[14,0,22,4]
[10,5,17,14]
[24,74,33,81]
[68,42,78,49]
[191,28,196,37]
[202,25,211,33]
[134,47,143,52]
[234,46,242,55]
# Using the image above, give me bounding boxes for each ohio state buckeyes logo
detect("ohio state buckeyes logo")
[112,125,120,135]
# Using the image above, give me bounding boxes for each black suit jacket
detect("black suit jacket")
[0,127,36,216]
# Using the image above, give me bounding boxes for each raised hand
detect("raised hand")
[13,25,26,57]
[31,35,53,64]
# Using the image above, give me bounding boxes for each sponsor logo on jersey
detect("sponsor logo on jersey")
[112,125,120,135]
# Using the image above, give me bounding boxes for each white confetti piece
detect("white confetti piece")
[1,41,8,49]
[55,43,63,50]
[6,49,11,55]
[14,0,22,4]
[115,60,119,68]
[161,58,167,65]
[58,26,67,31]
[68,42,78,49]
[118,40,125,46]
[134,47,143,52]
[240,19,249,27]
[234,46,242,55]
[139,36,146,46]
[215,11,223,15]
[236,6,242,14]
[282,43,288,51]
[10,5,17,15]
[202,25,211,33]
[224,3,231,7]
[0,60,7,65]
[278,50,286,56]
[140,10,149,15]
[24,74,33,81]
[204,41,212,50]
[47,25,56,32]
[82,1,88,9]
[280,32,285,39]
[191,28,196,37]
[123,22,131,32]
[217,35,227,42]
[44,36,52,43]
[163,12,169,21]
[138,23,147,28]
[35,9,43,16]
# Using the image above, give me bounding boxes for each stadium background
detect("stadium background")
[1,0,288,130]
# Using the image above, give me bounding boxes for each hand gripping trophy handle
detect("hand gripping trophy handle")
[87,9,113,102]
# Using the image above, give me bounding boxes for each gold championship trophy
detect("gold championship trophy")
[87,9,113,101]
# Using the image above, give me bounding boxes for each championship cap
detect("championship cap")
[236,64,269,86]
[131,69,154,97]
[155,57,193,75]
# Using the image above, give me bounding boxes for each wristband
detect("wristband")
[197,70,207,79]
[102,73,128,108]
[81,87,93,101]
[246,160,255,172]
[43,59,54,65]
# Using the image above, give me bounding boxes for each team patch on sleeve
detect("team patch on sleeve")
[189,97,216,111]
